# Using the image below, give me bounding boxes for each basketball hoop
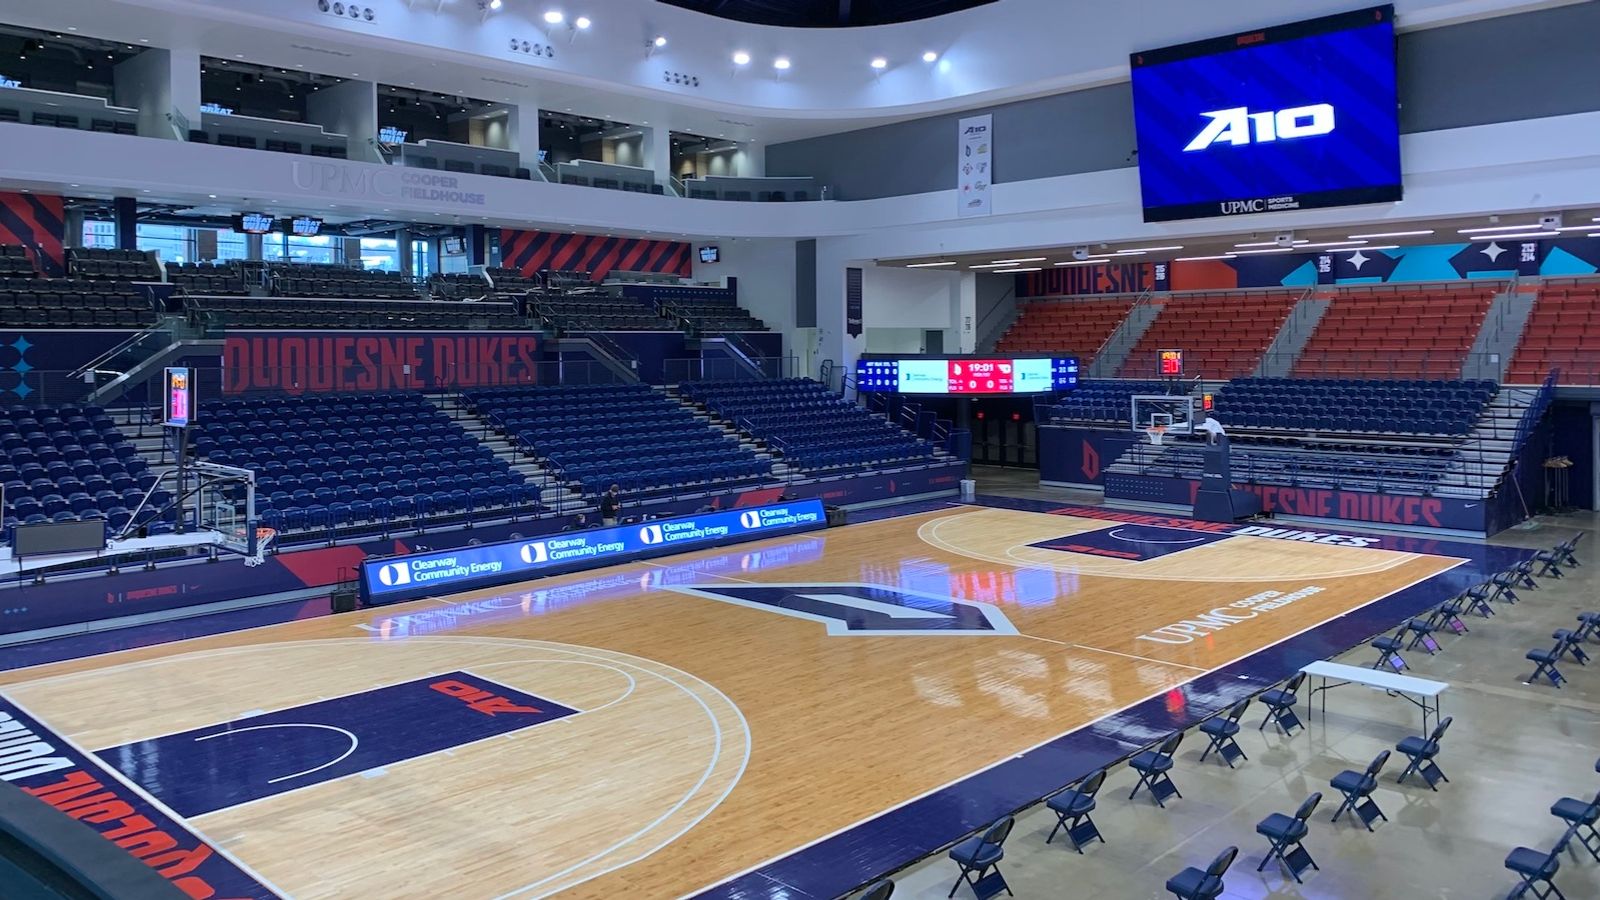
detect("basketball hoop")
[235,526,278,567]
[1145,425,1168,446]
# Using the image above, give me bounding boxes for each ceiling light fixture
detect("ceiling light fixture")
[1174,254,1238,261]
[1053,260,1103,266]
[1345,229,1435,239]
[992,267,1041,274]
[1456,223,1542,234]
[732,50,751,66]
[1467,231,1559,241]
[989,257,1045,264]
[870,57,888,70]
[544,10,564,25]
[574,15,591,29]
[905,261,956,268]
[653,36,667,48]
[1298,240,1369,248]
[1235,239,1308,248]
[1230,247,1299,255]
[922,51,938,63]
[968,263,1015,269]
[1118,245,1184,253]
[489,0,502,8]
[773,57,790,70]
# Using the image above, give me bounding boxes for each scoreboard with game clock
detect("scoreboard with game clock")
[855,357,1079,395]
[1158,349,1185,377]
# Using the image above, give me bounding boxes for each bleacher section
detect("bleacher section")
[1,405,164,536]
[1037,380,1170,425]
[68,248,160,281]
[670,300,767,333]
[0,277,154,328]
[195,393,534,533]
[187,295,523,329]
[532,294,671,331]
[995,297,1136,363]
[0,246,36,278]
[485,267,541,293]
[1507,280,1600,385]
[681,378,938,473]
[169,261,250,295]
[1293,285,1497,378]
[430,273,490,301]
[268,263,418,300]
[1119,291,1298,379]
[1213,378,1496,437]
[466,383,770,497]
[1118,441,1478,498]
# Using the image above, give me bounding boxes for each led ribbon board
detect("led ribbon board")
[1130,5,1401,222]
[360,500,828,604]
[855,357,1079,394]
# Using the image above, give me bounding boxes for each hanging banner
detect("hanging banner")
[958,114,993,218]
[846,268,864,337]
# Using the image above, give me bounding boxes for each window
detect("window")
[411,239,431,278]
[82,221,117,249]
[264,234,340,265]
[135,224,193,264]
[216,230,249,262]
[359,238,399,272]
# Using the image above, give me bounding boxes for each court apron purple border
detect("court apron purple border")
[690,496,1537,900]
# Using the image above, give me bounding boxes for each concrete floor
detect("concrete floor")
[880,467,1600,900]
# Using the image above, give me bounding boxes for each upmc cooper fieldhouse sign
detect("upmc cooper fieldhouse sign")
[360,500,829,604]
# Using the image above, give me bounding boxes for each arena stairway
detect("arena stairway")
[656,386,790,478]
[429,394,586,513]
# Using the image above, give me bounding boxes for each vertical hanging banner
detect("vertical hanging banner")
[846,268,864,337]
[958,114,994,218]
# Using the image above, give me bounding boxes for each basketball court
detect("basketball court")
[0,498,1523,899]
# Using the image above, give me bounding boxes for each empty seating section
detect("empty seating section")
[1119,292,1298,379]
[681,379,937,473]
[430,273,491,300]
[1,405,162,539]
[68,248,160,281]
[467,383,769,497]
[189,295,522,329]
[670,300,767,333]
[994,298,1135,363]
[533,294,670,331]
[193,393,531,533]
[0,277,154,328]
[1214,378,1496,437]
[169,261,250,295]
[0,245,35,278]
[485,267,541,292]
[269,263,418,300]
[1507,281,1600,384]
[1293,286,1496,378]
[1039,380,1168,424]
[1135,442,1469,496]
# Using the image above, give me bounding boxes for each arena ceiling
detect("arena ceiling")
[659,0,998,28]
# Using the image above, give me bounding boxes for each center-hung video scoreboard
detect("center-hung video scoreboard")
[855,357,1079,395]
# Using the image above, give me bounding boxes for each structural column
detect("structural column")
[641,125,672,189]
[112,197,138,251]
[112,46,201,140]
[305,79,379,163]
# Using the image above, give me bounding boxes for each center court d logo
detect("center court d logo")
[377,562,410,586]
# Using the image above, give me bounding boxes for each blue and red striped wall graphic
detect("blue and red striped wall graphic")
[498,229,691,282]
[0,192,65,276]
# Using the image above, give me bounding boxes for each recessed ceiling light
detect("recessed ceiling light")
[1467,231,1558,241]
[1235,239,1308,248]
[992,267,1041,273]
[209,194,217,198]
[1231,247,1299,255]
[489,0,503,8]
[575,16,591,29]
[989,257,1045,264]
[773,57,791,70]
[732,51,751,66]
[1457,224,1542,234]
[1298,240,1368,248]
[905,261,956,268]
[654,36,667,47]
[870,57,888,70]
[1345,229,1435,239]
[544,10,564,24]
[1118,245,1184,253]
[923,51,938,63]
[1174,254,1237,261]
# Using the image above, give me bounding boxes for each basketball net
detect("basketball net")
[1145,425,1167,446]
[236,526,278,567]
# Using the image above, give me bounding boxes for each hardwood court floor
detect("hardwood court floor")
[0,505,1465,899]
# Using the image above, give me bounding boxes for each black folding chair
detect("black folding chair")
[1255,792,1322,883]
[946,816,1014,899]
[1129,732,1185,807]
[1045,768,1107,851]
[1396,716,1453,790]
[1330,750,1390,831]
[1198,699,1250,767]
[1258,672,1306,735]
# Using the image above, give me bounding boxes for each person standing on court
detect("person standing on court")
[600,483,622,526]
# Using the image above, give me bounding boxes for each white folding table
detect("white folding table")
[1300,660,1448,733]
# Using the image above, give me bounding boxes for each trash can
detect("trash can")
[959,478,976,502]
